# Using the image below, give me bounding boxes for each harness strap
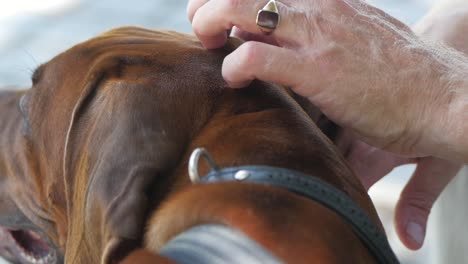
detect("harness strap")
[160,224,283,264]
[198,165,399,264]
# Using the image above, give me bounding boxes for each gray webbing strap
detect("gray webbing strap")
[160,224,283,264]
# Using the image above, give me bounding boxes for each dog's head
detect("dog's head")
[0,27,377,263]
[0,27,237,263]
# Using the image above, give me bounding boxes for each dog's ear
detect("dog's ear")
[61,83,186,264]
[61,63,221,263]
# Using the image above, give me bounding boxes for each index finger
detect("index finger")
[192,0,268,49]
[189,0,296,49]
[187,0,208,23]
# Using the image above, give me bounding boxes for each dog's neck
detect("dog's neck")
[145,104,380,263]
[146,181,378,263]
[186,104,374,211]
[142,86,382,263]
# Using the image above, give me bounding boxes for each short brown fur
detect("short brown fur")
[0,27,382,263]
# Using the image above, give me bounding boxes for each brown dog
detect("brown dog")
[0,27,389,264]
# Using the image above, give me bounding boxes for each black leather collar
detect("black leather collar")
[198,165,399,264]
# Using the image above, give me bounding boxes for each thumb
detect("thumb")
[394,157,461,250]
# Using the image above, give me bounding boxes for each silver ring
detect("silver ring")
[256,0,281,35]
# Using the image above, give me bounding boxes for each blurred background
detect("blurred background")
[0,0,449,263]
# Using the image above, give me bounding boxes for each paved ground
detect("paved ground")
[0,0,440,263]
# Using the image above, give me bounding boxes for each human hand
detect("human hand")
[335,129,461,249]
[340,0,468,250]
[187,0,468,251]
[187,0,468,162]
[321,0,468,251]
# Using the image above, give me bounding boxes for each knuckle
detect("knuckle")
[407,201,432,218]
[237,41,263,67]
[330,0,359,12]
[309,42,342,73]
[223,0,242,11]
[192,22,205,36]
[401,192,434,215]
[192,14,212,37]
[191,13,204,33]
[318,0,342,10]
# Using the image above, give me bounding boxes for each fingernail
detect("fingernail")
[406,221,424,245]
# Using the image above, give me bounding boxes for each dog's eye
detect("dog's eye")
[31,65,44,86]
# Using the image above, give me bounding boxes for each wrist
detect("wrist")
[443,78,468,163]
[423,50,468,162]
[412,2,468,163]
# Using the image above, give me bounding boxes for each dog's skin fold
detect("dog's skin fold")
[0,27,382,263]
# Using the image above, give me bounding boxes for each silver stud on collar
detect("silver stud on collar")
[234,170,251,181]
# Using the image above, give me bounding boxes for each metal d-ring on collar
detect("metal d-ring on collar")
[189,148,252,183]
[188,148,220,183]
[188,148,400,264]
